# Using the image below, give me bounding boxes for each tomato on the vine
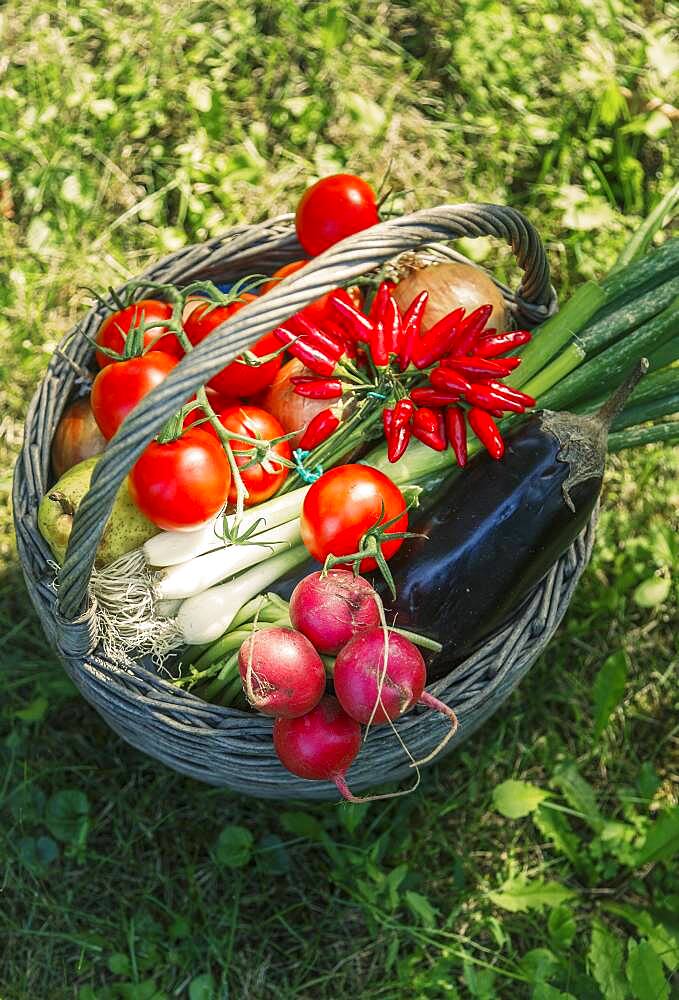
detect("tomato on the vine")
[129,428,231,531]
[90,351,178,440]
[183,295,282,398]
[300,464,407,571]
[295,174,380,256]
[182,388,236,430]
[214,405,291,506]
[95,300,183,368]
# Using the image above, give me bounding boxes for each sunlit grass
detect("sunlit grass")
[0,1,677,997]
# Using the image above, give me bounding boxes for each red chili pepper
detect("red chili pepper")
[288,312,345,357]
[393,397,415,426]
[468,407,504,459]
[299,408,341,450]
[292,376,343,399]
[369,282,391,323]
[399,291,429,371]
[476,329,532,358]
[369,319,389,367]
[487,381,536,407]
[329,294,373,343]
[274,327,339,376]
[384,399,414,462]
[411,307,465,369]
[449,304,494,355]
[381,293,403,356]
[430,366,472,394]
[387,419,412,462]
[383,407,393,438]
[409,386,461,407]
[412,407,447,451]
[445,405,467,467]
[464,383,525,413]
[442,356,513,378]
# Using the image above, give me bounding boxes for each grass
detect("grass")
[1,1,678,997]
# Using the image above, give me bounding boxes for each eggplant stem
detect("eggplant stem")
[408,691,459,768]
[595,358,649,428]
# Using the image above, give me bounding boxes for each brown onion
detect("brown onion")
[51,396,107,478]
[392,262,507,333]
[263,358,331,448]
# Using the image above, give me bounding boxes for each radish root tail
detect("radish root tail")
[334,768,421,804]
[408,691,459,768]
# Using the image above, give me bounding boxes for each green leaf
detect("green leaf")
[493,779,550,818]
[602,903,679,972]
[405,891,438,929]
[13,696,49,722]
[532,986,576,1000]
[626,939,669,1000]
[648,522,678,567]
[339,802,370,834]
[280,811,324,842]
[45,790,90,846]
[633,576,670,608]
[548,905,577,951]
[18,835,59,874]
[8,783,45,824]
[188,974,215,1000]
[519,947,560,984]
[634,808,679,866]
[592,651,628,736]
[213,825,253,869]
[462,959,495,998]
[551,762,604,832]
[107,953,132,976]
[588,920,627,1000]
[489,875,577,913]
[534,805,590,875]
[116,981,163,1000]
[636,762,661,800]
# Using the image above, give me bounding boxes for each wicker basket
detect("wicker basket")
[13,203,596,801]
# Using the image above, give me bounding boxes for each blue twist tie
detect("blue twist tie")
[292,448,324,484]
[366,390,388,400]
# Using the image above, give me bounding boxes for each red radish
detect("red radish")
[273,696,362,801]
[238,627,325,719]
[333,629,458,756]
[289,569,381,654]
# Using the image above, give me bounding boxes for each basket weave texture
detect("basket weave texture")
[13,204,595,801]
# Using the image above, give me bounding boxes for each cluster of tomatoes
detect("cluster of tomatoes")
[88,175,382,533]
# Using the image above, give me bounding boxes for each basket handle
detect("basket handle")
[57,202,555,622]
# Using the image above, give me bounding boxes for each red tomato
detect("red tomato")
[129,428,231,531]
[260,260,309,293]
[295,174,380,256]
[183,295,282,397]
[90,351,178,440]
[300,464,407,571]
[214,405,291,506]
[95,300,183,368]
[182,389,236,430]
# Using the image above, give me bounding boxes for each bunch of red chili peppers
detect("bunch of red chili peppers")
[273,281,536,462]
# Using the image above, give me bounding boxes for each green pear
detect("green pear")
[38,456,159,567]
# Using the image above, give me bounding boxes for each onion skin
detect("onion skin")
[263,358,331,448]
[392,262,507,334]
[51,397,106,478]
